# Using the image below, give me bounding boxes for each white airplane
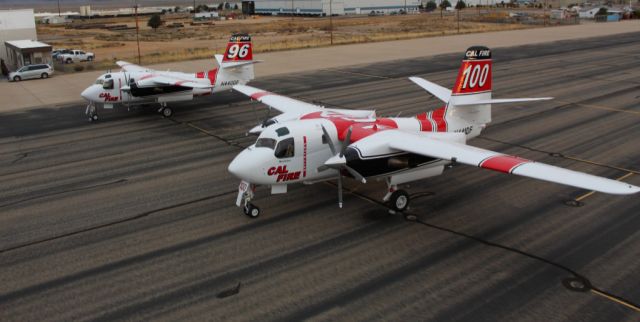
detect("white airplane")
[80,34,258,121]
[228,46,640,218]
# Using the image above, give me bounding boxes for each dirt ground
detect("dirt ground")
[37,10,537,70]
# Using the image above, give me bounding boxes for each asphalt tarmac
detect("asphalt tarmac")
[1,33,639,321]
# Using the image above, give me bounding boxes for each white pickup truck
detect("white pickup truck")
[58,50,95,63]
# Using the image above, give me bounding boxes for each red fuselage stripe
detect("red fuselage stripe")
[303,136,307,177]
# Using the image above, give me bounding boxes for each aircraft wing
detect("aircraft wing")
[377,130,639,195]
[136,75,213,89]
[233,85,375,118]
[116,61,153,73]
[233,84,324,115]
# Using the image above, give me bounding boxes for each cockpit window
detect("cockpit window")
[95,78,104,85]
[274,137,295,159]
[255,138,276,149]
[275,127,290,137]
[103,79,114,90]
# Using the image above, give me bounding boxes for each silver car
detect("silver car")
[9,64,54,81]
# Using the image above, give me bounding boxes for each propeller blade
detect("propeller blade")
[340,126,353,158]
[345,165,367,183]
[324,154,346,168]
[321,125,337,155]
[337,175,343,208]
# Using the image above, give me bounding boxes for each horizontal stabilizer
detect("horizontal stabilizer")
[409,77,451,103]
[454,97,553,106]
[215,54,261,69]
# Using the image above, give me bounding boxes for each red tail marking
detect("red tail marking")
[250,91,271,100]
[479,155,530,174]
[196,71,205,78]
[223,40,253,62]
[452,60,492,95]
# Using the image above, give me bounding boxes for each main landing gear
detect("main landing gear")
[85,103,98,122]
[158,102,173,118]
[383,183,410,213]
[237,181,260,218]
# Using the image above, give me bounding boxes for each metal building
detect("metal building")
[252,0,421,16]
[0,9,38,66]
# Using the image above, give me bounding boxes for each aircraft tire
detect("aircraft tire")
[245,203,260,218]
[161,107,173,118]
[390,190,409,212]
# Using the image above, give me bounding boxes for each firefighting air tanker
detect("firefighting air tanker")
[227,46,640,217]
[80,34,258,121]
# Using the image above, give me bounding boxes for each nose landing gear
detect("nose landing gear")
[85,103,98,122]
[236,181,260,218]
[243,203,260,218]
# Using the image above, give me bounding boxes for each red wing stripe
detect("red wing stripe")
[250,91,272,100]
[479,155,531,174]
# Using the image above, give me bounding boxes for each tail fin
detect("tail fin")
[410,46,551,127]
[448,46,493,125]
[221,33,253,64]
[214,33,260,87]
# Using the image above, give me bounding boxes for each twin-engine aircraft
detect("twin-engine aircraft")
[228,46,639,217]
[80,34,258,121]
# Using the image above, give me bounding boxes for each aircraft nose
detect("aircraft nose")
[81,86,94,101]
[228,148,270,183]
[228,150,252,179]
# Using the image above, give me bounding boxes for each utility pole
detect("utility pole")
[57,0,61,16]
[457,7,460,33]
[329,0,333,45]
[292,0,295,20]
[134,1,141,64]
[543,0,547,26]
[193,0,196,19]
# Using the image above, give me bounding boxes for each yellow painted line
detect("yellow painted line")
[563,156,640,175]
[186,122,212,135]
[574,172,635,202]
[556,99,640,116]
[590,289,640,313]
[574,190,596,202]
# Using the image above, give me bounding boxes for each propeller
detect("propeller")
[318,125,366,208]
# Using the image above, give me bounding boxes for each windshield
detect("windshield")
[103,79,114,90]
[255,138,276,150]
[95,78,104,85]
[274,137,295,159]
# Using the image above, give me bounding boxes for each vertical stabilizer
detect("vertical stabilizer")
[214,34,258,88]
[448,46,492,125]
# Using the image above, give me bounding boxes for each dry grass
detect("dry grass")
[38,11,536,72]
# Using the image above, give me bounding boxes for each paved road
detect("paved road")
[0,20,638,112]
[0,33,639,321]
